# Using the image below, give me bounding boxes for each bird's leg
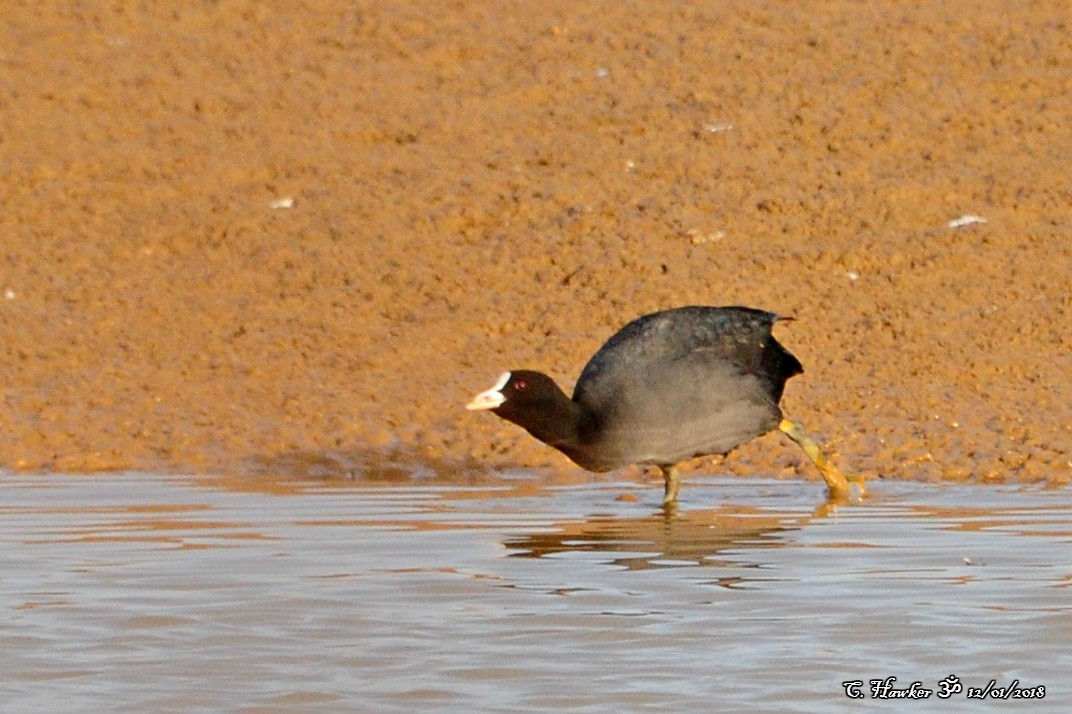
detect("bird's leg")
[660,465,682,505]
[778,419,865,500]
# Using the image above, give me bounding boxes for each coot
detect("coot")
[467,305,855,504]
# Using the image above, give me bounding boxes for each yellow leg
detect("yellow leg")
[660,465,682,505]
[778,419,865,500]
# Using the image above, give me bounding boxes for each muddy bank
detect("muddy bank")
[1,1,1069,485]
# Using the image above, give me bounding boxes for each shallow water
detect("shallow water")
[1,472,1068,712]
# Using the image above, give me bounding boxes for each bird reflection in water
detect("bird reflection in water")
[504,501,841,573]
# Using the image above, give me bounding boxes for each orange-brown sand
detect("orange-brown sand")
[1,1,1069,487]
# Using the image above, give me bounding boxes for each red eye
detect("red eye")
[514,379,528,392]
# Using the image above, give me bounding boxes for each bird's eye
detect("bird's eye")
[513,379,528,392]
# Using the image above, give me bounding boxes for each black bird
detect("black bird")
[467,305,856,504]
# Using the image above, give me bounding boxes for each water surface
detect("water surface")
[1,473,1068,712]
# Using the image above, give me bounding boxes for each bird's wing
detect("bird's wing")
[577,348,783,465]
[573,306,790,404]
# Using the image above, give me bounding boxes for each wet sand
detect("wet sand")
[1,1,1069,484]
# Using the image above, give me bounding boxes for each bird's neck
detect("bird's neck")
[507,389,587,454]
[526,404,585,452]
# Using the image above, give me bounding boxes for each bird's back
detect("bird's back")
[569,306,802,469]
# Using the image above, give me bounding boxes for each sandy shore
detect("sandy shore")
[1,1,1069,487]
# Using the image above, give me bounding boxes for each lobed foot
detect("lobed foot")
[778,418,864,500]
